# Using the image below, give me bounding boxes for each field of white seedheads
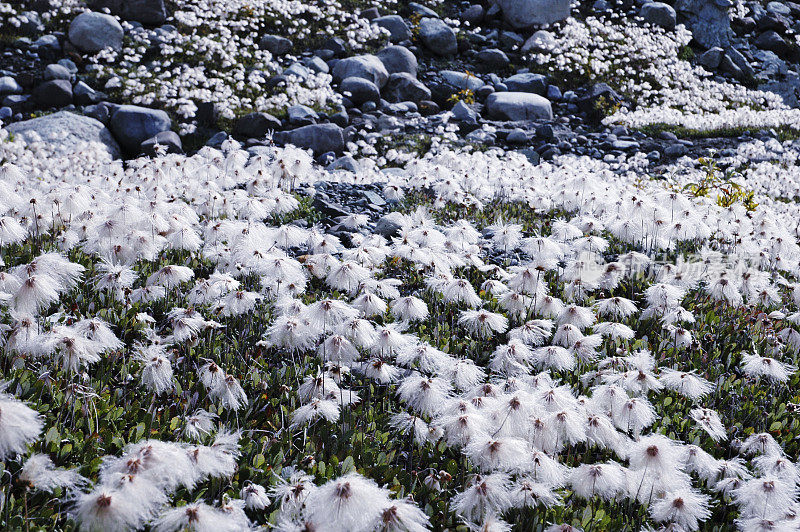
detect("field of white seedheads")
[1,121,800,532]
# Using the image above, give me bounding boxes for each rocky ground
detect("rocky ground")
[2,0,800,171]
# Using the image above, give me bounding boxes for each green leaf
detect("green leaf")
[45,426,60,445]
[581,506,593,527]
[341,455,355,473]
[134,422,145,440]
[253,453,265,468]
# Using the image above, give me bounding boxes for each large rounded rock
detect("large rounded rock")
[698,47,725,69]
[485,92,553,121]
[232,112,282,139]
[640,2,676,30]
[462,4,485,25]
[44,64,72,81]
[33,80,73,108]
[522,30,556,53]
[287,105,318,126]
[5,111,122,159]
[755,30,789,56]
[284,124,344,155]
[88,0,167,25]
[504,73,548,95]
[259,34,292,55]
[497,0,571,28]
[68,12,124,53]
[332,55,389,88]
[675,0,731,49]
[0,77,22,96]
[384,73,431,103]
[377,45,418,77]
[418,17,457,56]
[109,105,172,154]
[340,77,380,105]
[477,49,510,69]
[373,15,412,42]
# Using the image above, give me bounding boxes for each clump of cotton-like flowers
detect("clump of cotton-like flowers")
[0,391,43,460]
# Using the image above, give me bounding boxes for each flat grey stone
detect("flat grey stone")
[485,92,553,121]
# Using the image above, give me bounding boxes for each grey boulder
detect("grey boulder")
[462,4,485,25]
[504,73,548,95]
[522,30,556,53]
[442,71,484,91]
[383,73,431,103]
[328,156,360,173]
[725,47,755,79]
[73,81,104,105]
[507,128,529,143]
[373,15,412,42]
[44,64,72,81]
[640,2,677,30]
[754,30,789,56]
[232,112,282,139]
[451,100,478,122]
[375,213,404,237]
[497,0,571,28]
[675,0,732,49]
[304,56,329,74]
[141,131,183,155]
[332,55,389,88]
[477,49,510,69]
[287,105,318,126]
[485,92,553,121]
[88,0,167,25]
[409,2,439,17]
[33,80,73,108]
[5,111,121,160]
[418,17,457,56]
[377,45,418,77]
[109,105,172,154]
[259,35,292,55]
[284,124,344,155]
[84,103,112,123]
[68,12,124,53]
[283,63,310,81]
[340,77,381,105]
[0,77,22,96]
[698,47,725,69]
